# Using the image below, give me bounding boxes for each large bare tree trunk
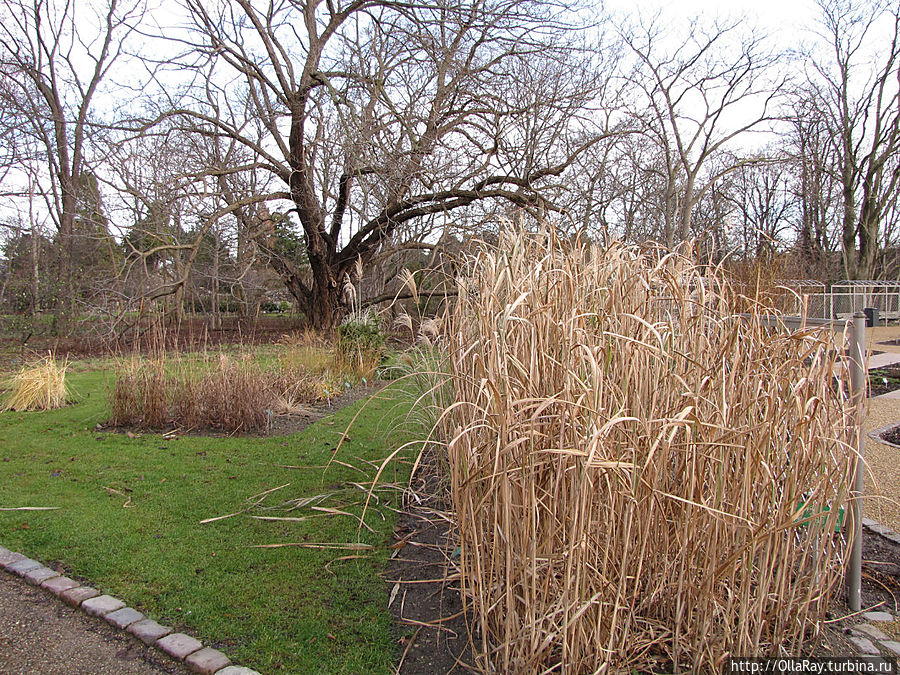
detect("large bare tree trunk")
[174,0,609,330]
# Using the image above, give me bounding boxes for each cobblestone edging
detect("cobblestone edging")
[846,611,900,657]
[863,517,900,547]
[848,520,900,657]
[0,544,259,675]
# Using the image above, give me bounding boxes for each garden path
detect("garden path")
[860,324,900,533]
[0,570,189,675]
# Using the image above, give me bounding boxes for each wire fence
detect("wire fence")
[779,281,900,323]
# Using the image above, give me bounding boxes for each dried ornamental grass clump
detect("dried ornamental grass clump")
[110,353,272,433]
[110,357,167,427]
[3,354,70,411]
[440,229,856,673]
[109,345,358,433]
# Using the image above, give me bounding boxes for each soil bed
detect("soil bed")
[386,453,900,672]
[878,423,900,447]
[818,527,900,657]
[386,447,474,675]
[870,365,900,397]
[859,527,900,613]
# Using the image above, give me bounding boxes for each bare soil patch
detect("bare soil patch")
[817,527,900,656]
[859,527,900,613]
[878,423,900,447]
[386,447,474,675]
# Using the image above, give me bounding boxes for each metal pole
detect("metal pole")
[848,311,867,612]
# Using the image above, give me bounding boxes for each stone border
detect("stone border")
[0,544,259,675]
[845,520,900,657]
[868,422,900,450]
[863,517,900,548]
[846,614,900,657]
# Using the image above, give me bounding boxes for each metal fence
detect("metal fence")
[779,281,900,323]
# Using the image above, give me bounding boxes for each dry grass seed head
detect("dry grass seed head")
[440,228,855,673]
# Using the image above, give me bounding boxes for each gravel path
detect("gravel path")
[863,397,900,533]
[861,325,900,534]
[0,572,189,675]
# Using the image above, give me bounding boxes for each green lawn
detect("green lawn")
[0,368,419,674]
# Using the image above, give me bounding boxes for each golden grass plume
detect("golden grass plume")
[3,354,70,411]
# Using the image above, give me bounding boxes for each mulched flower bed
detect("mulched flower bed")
[869,365,900,397]
[860,528,900,613]
[878,423,900,447]
[386,447,473,675]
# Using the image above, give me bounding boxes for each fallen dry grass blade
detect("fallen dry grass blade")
[438,228,857,673]
[200,483,293,524]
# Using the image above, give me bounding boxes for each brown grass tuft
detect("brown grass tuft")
[110,342,358,433]
[439,229,856,672]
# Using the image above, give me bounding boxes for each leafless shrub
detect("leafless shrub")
[110,357,167,428]
[182,355,270,432]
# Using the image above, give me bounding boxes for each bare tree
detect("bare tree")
[723,154,794,261]
[0,0,143,318]
[620,13,785,246]
[150,0,608,328]
[100,114,279,329]
[805,0,900,279]
[785,99,841,279]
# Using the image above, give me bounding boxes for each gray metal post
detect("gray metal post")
[848,311,867,612]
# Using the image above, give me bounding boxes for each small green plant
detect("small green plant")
[336,310,385,378]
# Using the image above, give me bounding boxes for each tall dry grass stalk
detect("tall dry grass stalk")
[3,354,69,411]
[441,230,856,673]
[726,255,797,314]
[111,353,275,433]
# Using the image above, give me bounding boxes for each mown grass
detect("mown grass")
[0,367,418,674]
